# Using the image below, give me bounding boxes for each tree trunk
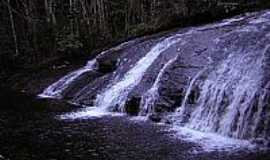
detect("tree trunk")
[49,0,56,25]
[44,0,49,22]
[80,0,91,34]
[7,0,19,57]
[70,0,74,35]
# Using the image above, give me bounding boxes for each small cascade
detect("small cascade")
[38,39,136,100]
[139,54,179,116]
[176,68,208,123]
[176,45,268,140]
[94,35,183,112]
[38,59,97,99]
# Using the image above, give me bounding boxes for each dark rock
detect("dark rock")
[72,74,113,106]
[154,104,167,113]
[154,92,183,113]
[149,113,162,123]
[61,71,101,100]
[125,97,141,116]
[252,138,268,146]
[98,59,118,74]
[187,88,200,104]
[163,118,173,124]
[96,45,126,74]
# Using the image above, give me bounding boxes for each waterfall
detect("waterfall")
[176,45,268,140]
[139,54,179,116]
[176,68,208,123]
[60,34,184,119]
[40,10,270,148]
[94,35,183,112]
[37,39,135,100]
[38,59,97,99]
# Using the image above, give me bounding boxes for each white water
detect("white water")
[38,38,137,100]
[60,107,124,120]
[61,34,184,119]
[40,10,270,151]
[176,68,207,114]
[168,126,256,152]
[176,45,267,140]
[165,12,270,150]
[139,54,179,116]
[249,11,270,24]
[198,17,245,31]
[38,59,97,99]
[93,35,183,113]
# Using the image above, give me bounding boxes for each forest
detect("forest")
[0,0,269,79]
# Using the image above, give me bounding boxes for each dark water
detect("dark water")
[0,89,269,160]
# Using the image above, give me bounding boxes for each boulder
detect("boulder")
[98,59,118,74]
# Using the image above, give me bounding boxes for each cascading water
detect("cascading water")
[38,59,97,99]
[59,34,185,119]
[39,10,270,149]
[93,35,183,113]
[176,68,208,123]
[164,11,270,150]
[174,44,270,144]
[139,54,179,116]
[38,38,137,100]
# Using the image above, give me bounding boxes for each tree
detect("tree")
[7,0,19,57]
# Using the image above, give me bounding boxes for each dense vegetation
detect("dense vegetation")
[0,0,269,78]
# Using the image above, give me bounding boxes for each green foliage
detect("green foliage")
[0,0,269,72]
[129,23,150,36]
[56,34,83,52]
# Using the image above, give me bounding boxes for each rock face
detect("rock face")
[40,10,270,146]
[125,97,141,116]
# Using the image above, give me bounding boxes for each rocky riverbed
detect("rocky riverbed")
[0,90,269,160]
